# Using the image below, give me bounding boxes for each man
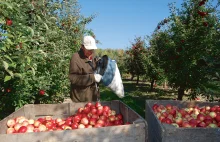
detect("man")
[69,35,102,102]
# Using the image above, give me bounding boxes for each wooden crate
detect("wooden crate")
[0,100,148,142]
[145,100,220,142]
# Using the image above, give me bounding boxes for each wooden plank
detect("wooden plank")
[33,103,69,118]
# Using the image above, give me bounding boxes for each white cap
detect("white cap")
[83,36,97,50]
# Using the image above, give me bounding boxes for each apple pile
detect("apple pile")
[152,103,220,128]
[6,102,130,134]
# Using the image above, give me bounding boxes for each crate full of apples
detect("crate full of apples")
[0,100,147,142]
[145,100,220,142]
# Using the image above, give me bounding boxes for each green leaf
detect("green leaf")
[4,55,13,62]
[1,33,14,38]
[26,56,31,64]
[216,72,219,78]
[5,38,13,45]
[37,15,42,21]
[3,61,9,69]
[44,23,49,30]
[49,17,57,22]
[31,67,35,75]
[4,75,11,82]
[6,69,14,77]
[14,73,22,78]
[27,27,34,37]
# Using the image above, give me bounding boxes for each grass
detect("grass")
[100,79,178,119]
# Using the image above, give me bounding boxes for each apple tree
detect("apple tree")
[125,36,148,84]
[0,0,95,117]
[150,0,220,100]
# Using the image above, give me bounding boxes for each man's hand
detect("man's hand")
[94,74,102,83]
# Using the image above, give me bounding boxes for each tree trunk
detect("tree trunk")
[131,74,134,81]
[150,79,154,92]
[136,75,139,85]
[177,88,185,100]
[34,97,40,104]
[163,80,168,90]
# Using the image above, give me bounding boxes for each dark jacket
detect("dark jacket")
[69,49,98,102]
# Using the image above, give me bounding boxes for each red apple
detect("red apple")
[33,128,40,132]
[57,120,65,127]
[22,121,29,126]
[85,102,93,108]
[34,120,41,128]
[164,118,172,124]
[91,108,97,115]
[205,106,211,111]
[45,121,53,129]
[39,124,47,132]
[55,118,63,123]
[89,118,97,126]
[37,118,45,123]
[197,122,207,127]
[80,117,89,125]
[152,104,159,111]
[208,123,218,128]
[28,119,35,125]
[167,114,174,120]
[71,122,78,129]
[39,90,45,95]
[91,114,99,119]
[111,110,116,116]
[169,109,176,116]
[165,104,172,110]
[103,106,110,113]
[96,119,105,126]
[99,115,107,121]
[77,107,84,114]
[73,115,81,123]
[197,113,206,122]
[189,119,198,127]
[6,19,12,26]
[95,102,102,108]
[45,116,53,121]
[65,119,72,126]
[83,106,90,114]
[14,123,22,131]
[26,124,34,132]
[158,115,166,121]
[63,126,72,130]
[174,117,183,126]
[85,124,93,128]
[97,106,104,115]
[18,126,27,133]
[78,124,85,129]
[6,128,15,134]
[108,115,116,122]
[94,123,103,128]
[182,121,191,128]
[171,123,179,128]
[215,115,220,122]
[161,112,168,118]
[209,112,217,118]
[7,119,16,128]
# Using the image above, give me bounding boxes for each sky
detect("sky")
[78,0,182,50]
